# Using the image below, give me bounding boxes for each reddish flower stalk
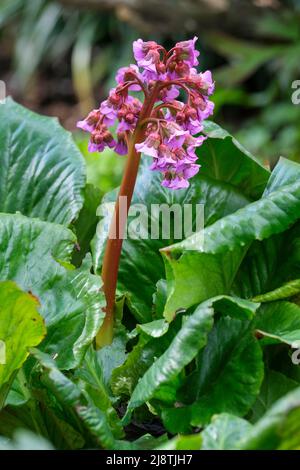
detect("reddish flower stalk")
[77,38,215,346]
[96,84,160,347]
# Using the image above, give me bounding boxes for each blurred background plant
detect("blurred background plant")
[1,0,300,192]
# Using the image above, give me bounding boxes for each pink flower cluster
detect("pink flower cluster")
[77,37,214,189]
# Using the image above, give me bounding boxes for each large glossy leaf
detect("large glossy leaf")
[240,386,300,450]
[232,225,300,299]
[253,279,300,302]
[233,158,300,299]
[201,413,252,450]
[162,317,263,431]
[122,300,214,423]
[1,370,85,449]
[0,281,46,406]
[0,430,54,450]
[97,324,128,388]
[200,121,269,199]
[74,347,124,439]
[72,184,102,267]
[115,434,169,451]
[263,157,300,195]
[31,349,120,449]
[0,98,85,225]
[255,301,300,346]
[93,122,268,321]
[0,213,104,369]
[250,370,299,423]
[111,322,176,400]
[162,158,300,318]
[123,295,258,423]
[157,433,202,451]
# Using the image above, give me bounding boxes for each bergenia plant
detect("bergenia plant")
[3,34,300,451]
[77,37,214,346]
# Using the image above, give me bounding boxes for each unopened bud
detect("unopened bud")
[92,132,103,145]
[109,93,121,106]
[191,94,205,110]
[156,62,166,74]
[125,112,135,124]
[148,132,161,148]
[87,110,101,125]
[175,61,189,77]
[124,70,137,82]
[103,131,114,143]
[186,107,197,120]
[117,108,127,119]
[176,111,185,124]
[168,61,177,72]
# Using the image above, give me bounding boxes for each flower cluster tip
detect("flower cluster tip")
[77,37,214,189]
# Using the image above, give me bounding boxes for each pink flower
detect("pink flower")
[115,130,128,155]
[116,64,143,91]
[189,69,215,95]
[166,127,187,149]
[133,39,161,73]
[159,85,180,102]
[174,37,200,67]
[88,125,116,153]
[77,109,101,132]
[201,70,215,95]
[77,37,214,189]
[117,96,142,132]
[135,132,161,158]
[162,163,200,189]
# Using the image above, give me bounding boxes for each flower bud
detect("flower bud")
[156,62,166,74]
[176,111,185,124]
[175,61,189,77]
[125,112,135,124]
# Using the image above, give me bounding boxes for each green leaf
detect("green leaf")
[232,223,300,300]
[5,372,29,407]
[0,430,54,450]
[115,434,168,450]
[255,301,300,346]
[97,325,128,387]
[75,347,124,439]
[72,184,102,267]
[162,158,300,318]
[240,386,300,450]
[1,369,85,449]
[0,281,46,406]
[93,121,267,321]
[31,349,119,449]
[111,333,169,399]
[156,433,202,450]
[201,413,252,450]
[123,301,215,423]
[0,98,85,225]
[201,121,269,199]
[233,159,300,300]
[250,369,299,422]
[252,279,300,302]
[122,295,259,425]
[154,279,168,317]
[163,317,263,431]
[263,157,300,195]
[136,319,169,338]
[0,213,104,369]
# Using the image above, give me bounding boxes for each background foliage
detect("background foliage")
[1,0,300,193]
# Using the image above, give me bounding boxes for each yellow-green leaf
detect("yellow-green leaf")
[0,281,46,399]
